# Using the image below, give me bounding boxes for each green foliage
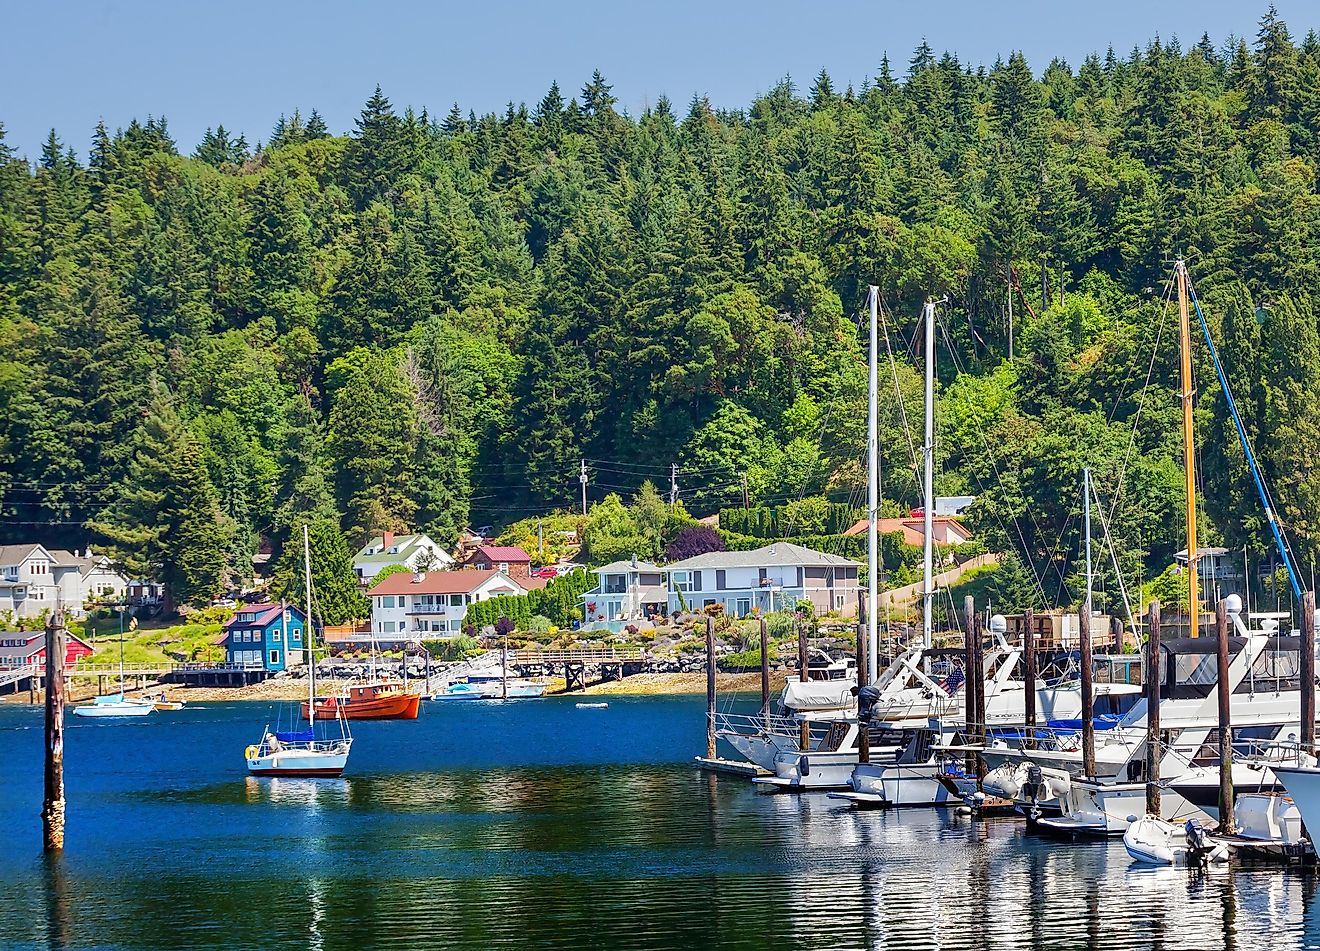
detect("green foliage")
[7,20,1320,621]
[270,519,370,624]
[721,500,861,538]
[370,563,412,587]
[464,568,593,631]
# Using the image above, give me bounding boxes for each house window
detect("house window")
[269,650,279,665]
[835,594,846,610]
[671,571,693,592]
[272,628,282,642]
[736,598,751,617]
[449,594,464,606]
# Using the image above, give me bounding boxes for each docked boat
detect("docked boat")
[246,525,353,778]
[432,681,494,701]
[303,679,422,720]
[829,726,964,808]
[1123,815,1229,865]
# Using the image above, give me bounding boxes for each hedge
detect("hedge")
[464,569,594,632]
[720,500,861,538]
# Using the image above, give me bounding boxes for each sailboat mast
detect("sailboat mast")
[1176,261,1201,638]
[304,524,316,726]
[1084,468,1094,612]
[867,285,880,683]
[922,299,936,650]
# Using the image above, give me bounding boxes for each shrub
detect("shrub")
[665,525,725,561]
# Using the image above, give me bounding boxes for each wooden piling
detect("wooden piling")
[759,616,770,735]
[797,617,810,752]
[1303,591,1316,755]
[1080,603,1095,780]
[705,617,716,760]
[43,607,66,853]
[858,592,870,765]
[1023,606,1036,749]
[1216,599,1234,833]
[1146,600,1162,817]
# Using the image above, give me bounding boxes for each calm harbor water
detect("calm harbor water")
[1,695,1319,950]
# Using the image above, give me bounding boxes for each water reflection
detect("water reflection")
[1,701,1318,949]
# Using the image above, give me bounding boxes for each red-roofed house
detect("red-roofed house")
[221,603,308,671]
[368,569,529,638]
[0,630,94,670]
[842,516,974,548]
[468,546,532,581]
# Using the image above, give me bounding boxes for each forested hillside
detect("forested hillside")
[2,8,1318,611]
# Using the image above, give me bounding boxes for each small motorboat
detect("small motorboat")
[432,682,495,701]
[72,694,155,718]
[1123,815,1230,865]
[576,702,608,709]
[147,692,184,711]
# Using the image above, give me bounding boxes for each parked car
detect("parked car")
[532,566,559,579]
[556,563,585,575]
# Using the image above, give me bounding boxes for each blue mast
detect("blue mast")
[1185,281,1304,603]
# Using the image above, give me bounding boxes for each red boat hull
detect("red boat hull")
[248,767,345,777]
[301,690,421,721]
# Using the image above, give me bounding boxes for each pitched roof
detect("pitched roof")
[224,603,304,629]
[353,534,451,566]
[476,546,531,563]
[0,630,93,660]
[593,558,663,574]
[842,516,971,540]
[665,542,856,571]
[368,569,528,597]
[0,544,46,565]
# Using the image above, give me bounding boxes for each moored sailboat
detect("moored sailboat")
[245,525,352,777]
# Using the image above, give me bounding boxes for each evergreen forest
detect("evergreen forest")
[2,8,1319,614]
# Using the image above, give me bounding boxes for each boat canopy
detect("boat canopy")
[274,729,315,743]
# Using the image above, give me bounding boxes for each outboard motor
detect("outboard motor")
[1024,764,1044,819]
[857,685,882,723]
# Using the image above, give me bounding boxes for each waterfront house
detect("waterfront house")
[367,569,529,638]
[664,542,861,618]
[0,544,131,620]
[0,630,95,669]
[580,556,667,623]
[351,531,453,587]
[467,546,533,582]
[842,515,974,547]
[1174,547,1245,607]
[221,603,308,671]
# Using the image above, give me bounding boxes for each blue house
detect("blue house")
[222,602,308,671]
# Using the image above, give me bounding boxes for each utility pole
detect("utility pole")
[1006,267,1014,360]
[670,463,678,508]
[579,459,588,516]
[537,519,544,558]
[741,471,749,510]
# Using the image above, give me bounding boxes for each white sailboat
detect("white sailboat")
[72,611,154,718]
[245,525,352,777]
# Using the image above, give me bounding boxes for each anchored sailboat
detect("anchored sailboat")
[245,525,353,777]
[72,609,154,718]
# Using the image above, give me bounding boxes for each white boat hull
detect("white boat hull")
[719,730,801,773]
[1123,815,1229,865]
[72,701,154,718]
[836,761,957,808]
[1038,780,1207,837]
[246,742,352,777]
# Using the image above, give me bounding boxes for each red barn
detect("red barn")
[0,630,94,669]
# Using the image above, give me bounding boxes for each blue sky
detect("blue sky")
[1,1,1314,160]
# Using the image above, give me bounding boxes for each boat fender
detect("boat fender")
[244,745,258,760]
[800,755,811,776]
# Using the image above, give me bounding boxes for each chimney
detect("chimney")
[383,530,396,549]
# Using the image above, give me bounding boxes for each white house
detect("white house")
[664,542,861,618]
[367,569,529,638]
[0,544,129,619]
[352,531,453,587]
[581,556,667,623]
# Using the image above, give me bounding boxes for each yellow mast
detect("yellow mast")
[1176,260,1200,638]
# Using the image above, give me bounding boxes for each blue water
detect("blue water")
[1,695,1319,950]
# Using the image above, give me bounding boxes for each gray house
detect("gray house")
[581,557,667,623]
[664,543,860,618]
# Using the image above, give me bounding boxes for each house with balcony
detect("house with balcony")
[665,542,861,618]
[1174,547,1246,607]
[367,569,529,639]
[221,603,308,671]
[352,531,453,587]
[580,556,667,624]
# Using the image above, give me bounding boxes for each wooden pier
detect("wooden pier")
[510,648,645,691]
